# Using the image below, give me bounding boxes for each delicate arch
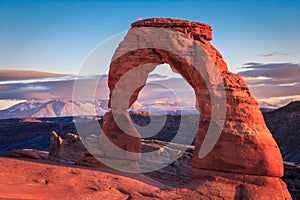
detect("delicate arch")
[100,18,283,179]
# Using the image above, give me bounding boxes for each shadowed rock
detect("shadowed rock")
[8,149,48,159]
[48,131,86,163]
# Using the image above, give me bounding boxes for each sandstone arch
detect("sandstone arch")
[100,18,291,198]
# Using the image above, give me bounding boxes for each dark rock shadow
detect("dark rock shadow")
[234,184,248,200]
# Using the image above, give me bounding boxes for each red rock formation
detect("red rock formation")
[132,18,213,41]
[48,131,86,163]
[99,18,291,198]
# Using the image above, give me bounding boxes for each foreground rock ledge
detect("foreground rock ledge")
[0,158,291,200]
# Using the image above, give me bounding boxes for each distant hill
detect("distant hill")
[263,101,300,163]
[260,108,276,113]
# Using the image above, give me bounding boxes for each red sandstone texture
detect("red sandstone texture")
[132,18,213,41]
[99,18,291,198]
[0,157,291,199]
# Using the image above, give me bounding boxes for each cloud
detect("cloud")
[0,84,20,91]
[0,68,196,102]
[238,62,300,106]
[21,86,49,91]
[0,76,109,100]
[2,64,298,109]
[258,95,300,108]
[257,51,294,57]
[0,70,68,81]
[149,77,194,90]
[239,63,300,83]
[243,62,262,66]
[148,73,168,79]
[136,78,196,108]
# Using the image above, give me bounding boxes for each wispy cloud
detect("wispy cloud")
[148,73,168,79]
[0,76,109,100]
[0,69,196,108]
[5,64,298,109]
[137,78,195,106]
[239,63,300,84]
[243,62,262,66]
[258,95,300,107]
[238,62,300,106]
[0,70,69,81]
[257,51,294,57]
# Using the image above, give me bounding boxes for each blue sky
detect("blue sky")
[0,0,300,109]
[1,0,300,73]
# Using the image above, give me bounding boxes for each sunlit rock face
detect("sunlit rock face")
[101,18,291,199]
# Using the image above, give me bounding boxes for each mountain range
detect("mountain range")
[0,99,109,119]
[0,99,200,119]
[0,99,283,120]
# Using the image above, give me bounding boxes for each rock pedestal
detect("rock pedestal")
[48,131,86,163]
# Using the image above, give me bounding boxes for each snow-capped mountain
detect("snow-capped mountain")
[0,98,284,119]
[130,100,199,115]
[0,99,109,119]
[259,101,280,113]
[0,99,200,119]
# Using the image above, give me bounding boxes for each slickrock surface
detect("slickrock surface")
[0,157,163,200]
[0,157,292,199]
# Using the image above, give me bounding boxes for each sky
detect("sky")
[0,0,300,109]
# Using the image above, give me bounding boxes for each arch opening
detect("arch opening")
[101,47,217,174]
[129,64,200,144]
